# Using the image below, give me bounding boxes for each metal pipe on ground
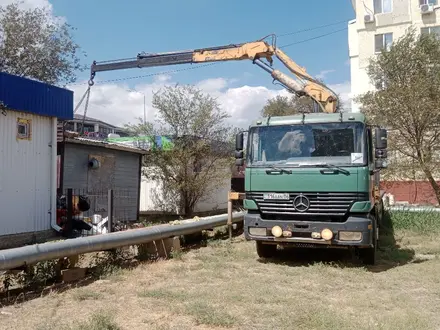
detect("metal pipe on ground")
[0,212,245,271]
[387,205,440,213]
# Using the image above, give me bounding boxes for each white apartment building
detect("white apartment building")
[348,0,440,112]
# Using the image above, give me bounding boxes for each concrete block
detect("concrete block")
[137,237,181,259]
[61,267,87,283]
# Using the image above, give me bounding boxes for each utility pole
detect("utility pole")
[127,89,146,124]
[143,93,146,125]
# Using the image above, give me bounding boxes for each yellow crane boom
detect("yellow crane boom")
[89,35,339,113]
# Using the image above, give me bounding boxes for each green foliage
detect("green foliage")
[388,209,440,234]
[261,92,344,118]
[0,1,87,86]
[260,95,311,117]
[125,84,235,216]
[356,27,440,203]
[90,249,130,278]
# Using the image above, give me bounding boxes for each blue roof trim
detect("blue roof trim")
[0,72,73,120]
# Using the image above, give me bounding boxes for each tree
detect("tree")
[355,27,440,204]
[0,1,86,86]
[125,84,234,217]
[261,92,344,117]
[260,95,311,117]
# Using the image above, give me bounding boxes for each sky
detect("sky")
[1,0,356,129]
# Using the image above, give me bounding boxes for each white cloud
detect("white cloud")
[316,69,336,80]
[0,0,64,25]
[0,0,52,9]
[67,76,353,129]
[329,80,352,111]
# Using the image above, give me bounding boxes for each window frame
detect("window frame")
[421,26,440,40]
[419,0,437,6]
[375,32,393,53]
[16,118,32,141]
[374,0,393,14]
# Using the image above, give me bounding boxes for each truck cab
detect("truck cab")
[235,112,388,265]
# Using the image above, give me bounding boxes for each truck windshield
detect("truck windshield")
[247,122,366,167]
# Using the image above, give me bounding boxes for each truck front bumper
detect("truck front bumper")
[244,213,374,248]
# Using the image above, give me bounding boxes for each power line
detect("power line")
[278,19,349,37]
[279,27,348,48]
[69,63,217,86]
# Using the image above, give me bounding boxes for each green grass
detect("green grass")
[37,313,121,330]
[386,209,440,233]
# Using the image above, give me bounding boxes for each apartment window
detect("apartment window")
[420,0,437,5]
[374,0,392,13]
[421,26,440,39]
[375,33,393,53]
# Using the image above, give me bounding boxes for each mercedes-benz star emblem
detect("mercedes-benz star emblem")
[293,194,310,212]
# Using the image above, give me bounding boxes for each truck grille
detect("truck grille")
[246,192,369,217]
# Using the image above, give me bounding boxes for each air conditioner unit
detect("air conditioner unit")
[364,14,375,23]
[420,3,434,14]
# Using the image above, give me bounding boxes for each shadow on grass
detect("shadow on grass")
[257,210,418,273]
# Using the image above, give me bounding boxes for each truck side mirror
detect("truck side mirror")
[375,149,387,159]
[375,159,388,169]
[236,132,244,151]
[375,128,388,149]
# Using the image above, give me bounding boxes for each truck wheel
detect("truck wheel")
[359,245,376,265]
[359,215,377,265]
[256,241,277,258]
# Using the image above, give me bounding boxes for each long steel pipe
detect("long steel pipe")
[0,212,245,271]
[387,205,440,213]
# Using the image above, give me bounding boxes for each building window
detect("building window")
[16,118,32,140]
[374,0,392,13]
[421,26,440,39]
[420,0,437,5]
[375,33,393,53]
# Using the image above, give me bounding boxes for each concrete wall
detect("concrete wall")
[0,111,53,236]
[139,166,230,215]
[349,0,440,111]
[62,143,141,221]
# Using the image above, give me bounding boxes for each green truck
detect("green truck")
[235,112,388,265]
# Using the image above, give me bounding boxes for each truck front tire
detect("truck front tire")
[256,241,277,258]
[359,215,377,265]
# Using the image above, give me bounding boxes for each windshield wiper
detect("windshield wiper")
[266,165,292,174]
[314,163,350,175]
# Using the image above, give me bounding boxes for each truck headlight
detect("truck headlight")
[249,227,266,236]
[321,228,333,241]
[271,226,283,238]
[339,231,362,241]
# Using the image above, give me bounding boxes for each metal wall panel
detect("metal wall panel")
[0,72,73,120]
[0,111,52,235]
[62,143,141,221]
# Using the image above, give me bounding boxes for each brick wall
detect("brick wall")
[381,181,440,205]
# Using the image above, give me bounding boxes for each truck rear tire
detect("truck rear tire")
[256,241,277,258]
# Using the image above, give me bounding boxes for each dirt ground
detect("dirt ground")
[1,229,440,330]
